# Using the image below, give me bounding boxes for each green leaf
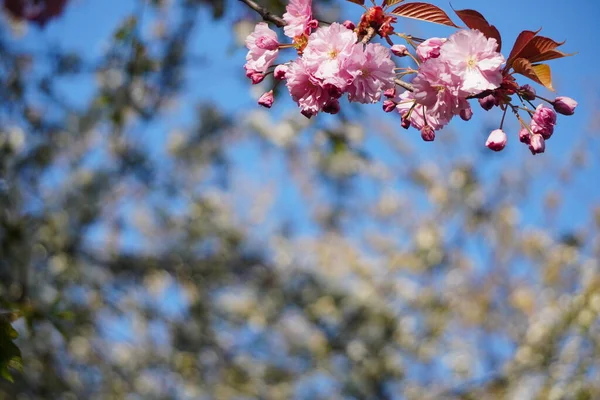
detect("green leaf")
[0,320,22,383]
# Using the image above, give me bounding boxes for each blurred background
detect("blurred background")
[0,0,599,399]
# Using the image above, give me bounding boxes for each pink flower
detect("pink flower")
[342,20,356,30]
[346,43,395,104]
[396,91,450,131]
[519,127,531,144]
[416,37,446,62]
[383,100,396,113]
[485,129,507,151]
[531,104,556,139]
[529,134,546,155]
[411,58,466,123]
[283,0,317,38]
[258,91,275,108]
[303,23,358,91]
[440,29,504,94]
[553,96,577,116]
[285,58,334,117]
[244,23,279,81]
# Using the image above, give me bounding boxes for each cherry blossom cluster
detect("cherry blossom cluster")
[242,0,578,155]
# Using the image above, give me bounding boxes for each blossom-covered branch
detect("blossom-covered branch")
[238,0,286,27]
[240,0,578,155]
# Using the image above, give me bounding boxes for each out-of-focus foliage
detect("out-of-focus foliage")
[0,1,600,399]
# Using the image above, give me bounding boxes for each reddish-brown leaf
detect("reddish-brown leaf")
[519,35,565,61]
[390,2,459,28]
[453,9,502,51]
[346,0,365,5]
[506,29,541,68]
[528,49,575,64]
[383,0,405,7]
[512,58,554,91]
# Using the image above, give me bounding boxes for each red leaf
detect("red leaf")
[506,29,541,68]
[512,58,554,91]
[453,9,501,51]
[528,49,576,64]
[519,35,565,60]
[390,2,459,28]
[383,0,405,7]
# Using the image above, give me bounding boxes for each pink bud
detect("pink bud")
[342,20,356,30]
[486,129,507,151]
[308,19,319,30]
[459,107,473,121]
[531,104,556,139]
[553,96,577,116]
[382,100,396,113]
[384,87,396,98]
[401,116,411,130]
[529,134,546,155]
[274,65,288,80]
[519,128,531,144]
[420,126,435,142]
[250,72,265,84]
[391,44,409,57]
[258,90,274,108]
[520,85,536,101]
[256,36,279,51]
[478,94,497,111]
[323,99,340,115]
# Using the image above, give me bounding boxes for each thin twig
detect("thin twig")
[238,0,286,27]
[394,78,414,92]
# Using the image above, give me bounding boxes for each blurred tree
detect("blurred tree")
[0,1,599,399]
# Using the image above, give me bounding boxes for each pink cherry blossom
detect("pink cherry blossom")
[283,0,317,38]
[416,37,446,62]
[285,58,334,118]
[440,29,504,94]
[530,104,556,139]
[396,91,450,131]
[553,96,577,115]
[258,91,275,108]
[346,43,395,104]
[303,23,358,91]
[485,129,507,151]
[411,58,467,123]
[244,23,279,81]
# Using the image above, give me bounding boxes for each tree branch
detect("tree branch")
[394,78,414,92]
[238,0,286,27]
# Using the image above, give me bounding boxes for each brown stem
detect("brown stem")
[394,78,414,92]
[238,0,286,27]
[361,27,377,44]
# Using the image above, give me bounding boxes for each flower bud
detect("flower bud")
[401,116,411,129]
[384,87,396,98]
[519,128,531,144]
[382,100,396,113]
[529,134,545,155]
[520,84,536,101]
[459,107,473,121]
[342,20,356,30]
[531,104,556,139]
[485,129,507,151]
[250,72,265,84]
[478,94,497,111]
[258,90,274,108]
[323,99,340,115]
[420,126,435,142]
[553,96,578,116]
[256,36,279,51]
[274,65,288,80]
[391,44,409,57]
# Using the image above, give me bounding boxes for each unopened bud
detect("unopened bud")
[384,87,396,98]
[553,96,578,116]
[258,90,274,108]
[401,116,411,129]
[485,129,507,151]
[274,65,288,80]
[391,44,409,57]
[383,100,396,113]
[421,126,435,142]
[478,94,497,111]
[519,128,531,144]
[459,107,473,121]
[342,20,356,30]
[529,134,546,155]
[520,84,536,101]
[250,72,265,84]
[323,99,340,115]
